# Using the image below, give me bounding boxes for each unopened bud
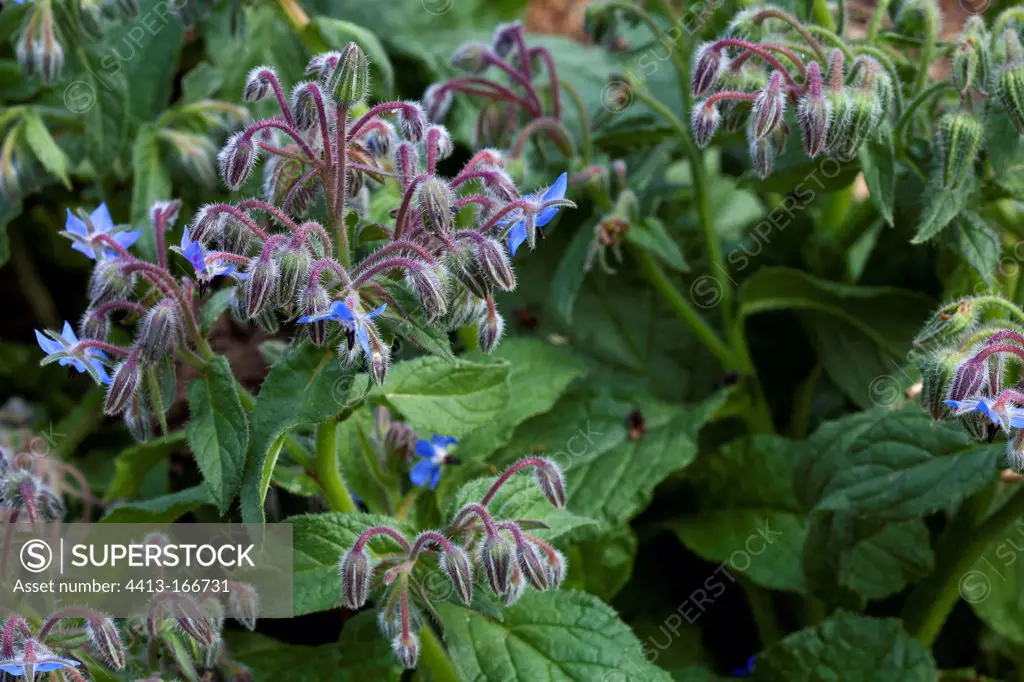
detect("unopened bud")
[365,123,394,158]
[492,22,522,58]
[948,360,986,401]
[104,352,141,416]
[691,101,721,149]
[124,393,153,443]
[398,102,427,142]
[918,349,961,420]
[244,256,279,319]
[416,178,455,234]
[299,284,332,346]
[0,470,41,517]
[218,132,258,190]
[392,632,420,669]
[478,237,516,291]
[89,260,136,305]
[545,548,567,588]
[953,19,990,93]
[446,248,490,299]
[79,307,110,341]
[751,72,786,141]
[478,306,505,353]
[150,199,181,231]
[481,534,515,597]
[427,125,454,161]
[328,42,370,106]
[368,335,391,386]
[749,134,775,179]
[39,39,64,86]
[406,268,448,322]
[440,547,474,606]
[228,582,260,631]
[915,299,977,347]
[340,550,372,609]
[691,43,723,97]
[136,300,180,364]
[997,64,1024,136]
[86,618,125,670]
[839,89,882,157]
[451,42,491,73]
[516,540,549,591]
[384,420,417,461]
[534,460,567,508]
[823,90,852,153]
[244,66,279,102]
[937,110,983,190]
[291,82,323,132]
[1008,429,1024,472]
[275,247,312,310]
[500,568,527,606]
[797,63,830,157]
[177,616,218,647]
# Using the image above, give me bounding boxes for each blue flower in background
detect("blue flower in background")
[297,298,385,357]
[410,435,457,490]
[0,654,80,676]
[34,321,109,384]
[63,203,141,260]
[506,172,568,256]
[731,655,756,677]
[945,397,1024,432]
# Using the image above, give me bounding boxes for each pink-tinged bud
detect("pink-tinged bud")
[406,268,448,322]
[244,66,278,102]
[217,131,258,190]
[516,540,549,591]
[228,582,260,631]
[392,631,420,669]
[80,307,110,341]
[394,142,420,183]
[86,618,125,670]
[384,420,417,462]
[0,470,41,517]
[948,360,986,401]
[340,550,372,609]
[797,63,831,157]
[1008,429,1024,472]
[368,334,391,386]
[534,460,567,508]
[478,306,505,354]
[365,123,394,158]
[997,64,1024,136]
[492,22,522,58]
[478,237,516,292]
[243,256,279,319]
[691,101,721,149]
[150,199,181,231]
[691,43,723,97]
[398,102,427,142]
[446,247,490,299]
[190,204,224,243]
[305,51,340,80]
[104,352,141,416]
[416,178,455,234]
[176,615,218,647]
[480,534,515,597]
[451,41,491,73]
[291,81,323,132]
[748,134,776,179]
[426,125,454,160]
[440,547,474,606]
[300,284,332,346]
[89,260,137,305]
[500,568,527,606]
[275,247,312,311]
[424,83,454,122]
[752,72,786,141]
[545,548,568,588]
[136,299,181,364]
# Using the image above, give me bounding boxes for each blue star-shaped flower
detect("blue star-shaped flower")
[296,298,386,359]
[410,435,457,490]
[0,654,80,676]
[178,227,241,286]
[945,397,1024,432]
[62,204,141,260]
[506,172,568,256]
[35,321,110,384]
[731,655,756,677]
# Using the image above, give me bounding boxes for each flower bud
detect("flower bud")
[691,101,721,149]
[516,540,549,591]
[500,568,527,606]
[79,0,104,39]
[136,300,180,364]
[384,420,417,462]
[299,284,332,346]
[275,247,312,310]
[218,132,258,190]
[37,484,65,521]
[0,470,41,516]
[368,335,391,386]
[451,42,490,73]
[823,90,852,154]
[937,110,983,190]
[176,615,218,647]
[244,256,279,319]
[392,632,420,669]
[691,43,722,97]
[398,102,427,142]
[481,533,515,597]
[446,248,490,299]
[948,360,986,402]
[340,550,372,609]
[545,548,567,588]
[478,306,505,353]
[104,352,141,416]
[424,83,454,122]
[492,22,522,58]
[918,349,961,420]
[86,618,125,670]
[38,38,64,86]
[997,64,1024,136]
[915,299,977,348]
[426,125,454,161]
[534,460,567,508]
[751,72,786,141]
[406,268,448,322]
[416,178,455,234]
[365,123,395,158]
[80,307,110,341]
[839,89,883,157]
[228,582,260,631]
[328,42,370,107]
[1008,429,1024,472]
[151,199,181,231]
[244,66,278,102]
[797,63,830,158]
[291,82,323,132]
[89,260,136,305]
[749,134,775,179]
[478,237,516,291]
[952,18,991,94]
[440,547,474,606]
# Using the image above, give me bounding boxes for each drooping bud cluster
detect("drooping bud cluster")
[337,457,569,669]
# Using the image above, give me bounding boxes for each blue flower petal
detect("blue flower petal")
[37,659,79,672]
[329,300,355,322]
[70,240,96,259]
[65,208,88,237]
[410,459,436,487]
[35,330,62,355]
[508,222,527,256]
[0,664,24,675]
[415,439,435,459]
[61,321,78,344]
[430,435,457,448]
[366,303,387,318]
[356,324,371,359]
[975,399,997,422]
[535,205,559,228]
[90,203,115,233]
[429,465,442,490]
[114,229,142,249]
[296,310,333,324]
[543,172,568,202]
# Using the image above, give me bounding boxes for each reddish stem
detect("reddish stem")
[352,526,412,553]
[529,46,562,118]
[480,457,552,506]
[710,39,799,88]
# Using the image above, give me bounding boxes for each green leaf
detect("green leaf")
[752,612,936,682]
[563,525,638,601]
[186,356,249,514]
[371,355,510,438]
[227,632,344,682]
[439,589,674,682]
[130,124,172,259]
[911,176,971,244]
[101,485,212,523]
[22,111,71,188]
[549,223,595,325]
[940,211,1000,284]
[963,490,1024,645]
[241,341,354,523]
[744,153,860,194]
[308,17,394,96]
[859,122,896,226]
[291,512,413,615]
[457,339,586,461]
[336,611,404,680]
[107,0,183,122]
[199,287,237,332]
[104,431,186,501]
[376,280,454,360]
[627,217,689,272]
[985,102,1024,200]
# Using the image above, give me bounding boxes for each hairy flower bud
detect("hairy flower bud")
[80,307,111,341]
[365,123,395,159]
[535,461,567,508]
[440,547,474,606]
[407,268,448,322]
[176,614,218,647]
[451,42,491,73]
[275,247,312,310]
[691,43,723,97]
[838,89,882,158]
[38,38,64,86]
[492,22,522,58]
[937,110,983,190]
[384,420,417,462]
[915,299,977,347]
[368,335,391,386]
[691,101,721,149]
[424,83,454,122]
[480,534,515,597]
[416,178,455,234]
[244,256,279,319]
[104,353,141,416]
[797,63,830,157]
[1008,429,1024,472]
[749,134,776,179]
[500,568,527,605]
[136,300,180,364]
[218,132,258,190]
[398,102,427,142]
[299,284,332,346]
[86,618,125,670]
[948,360,986,402]
[953,18,991,94]
[228,582,260,631]
[545,548,567,588]
[340,550,372,609]
[478,237,516,291]
[516,540,549,591]
[392,632,420,669]
[823,90,852,154]
[328,42,370,107]
[752,72,786,141]
[426,125,454,161]
[0,470,40,516]
[478,305,505,353]
[918,349,961,420]
[89,260,136,305]
[446,248,490,299]
[291,81,323,132]
[997,63,1024,136]
[244,66,278,102]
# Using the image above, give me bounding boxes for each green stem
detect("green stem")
[993,9,1024,40]
[806,26,852,62]
[835,0,845,38]
[741,578,782,647]
[315,416,357,513]
[976,295,1024,324]
[895,81,956,152]
[146,366,169,436]
[789,365,821,439]
[417,627,459,682]
[558,81,592,166]
[811,0,837,32]
[629,86,733,328]
[903,484,1024,646]
[911,4,939,97]
[866,0,891,43]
